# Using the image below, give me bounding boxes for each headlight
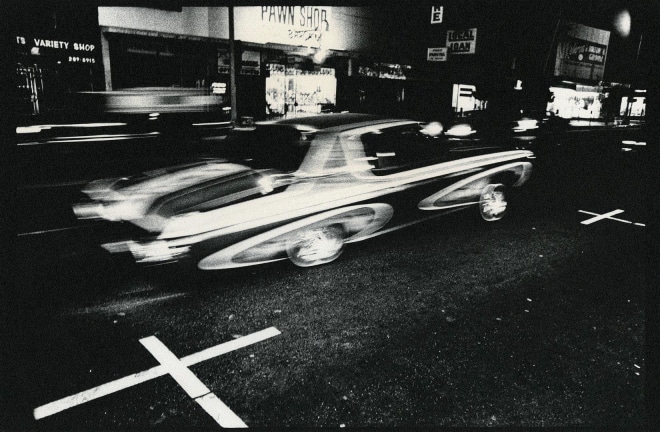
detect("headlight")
[128,240,190,263]
[257,176,274,194]
[422,121,444,136]
[73,202,105,219]
[513,119,539,132]
[445,124,475,137]
[101,200,146,221]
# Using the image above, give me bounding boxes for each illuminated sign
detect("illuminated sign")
[267,63,286,75]
[17,36,96,52]
[452,83,484,113]
[260,6,329,31]
[16,34,97,64]
[211,82,227,94]
[235,7,333,49]
[427,47,447,61]
[68,56,96,64]
[446,28,477,54]
[431,6,444,24]
[358,63,411,80]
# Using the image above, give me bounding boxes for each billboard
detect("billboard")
[554,22,610,81]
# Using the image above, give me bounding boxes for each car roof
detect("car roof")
[257,113,389,130]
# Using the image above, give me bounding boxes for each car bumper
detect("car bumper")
[102,239,191,264]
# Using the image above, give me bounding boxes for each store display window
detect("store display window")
[266,63,336,118]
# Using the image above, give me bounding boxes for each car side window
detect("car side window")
[360,125,446,175]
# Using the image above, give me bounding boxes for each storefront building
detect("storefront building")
[13,5,104,124]
[97,6,412,121]
[407,1,647,124]
[14,4,648,127]
[547,20,645,122]
[409,3,542,123]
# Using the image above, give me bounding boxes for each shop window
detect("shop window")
[452,84,486,116]
[112,37,181,88]
[266,64,336,118]
[619,96,646,117]
[16,64,44,116]
[547,86,608,119]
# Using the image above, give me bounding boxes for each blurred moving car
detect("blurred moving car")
[444,109,546,149]
[73,113,534,269]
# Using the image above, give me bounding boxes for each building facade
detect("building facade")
[13,4,104,124]
[13,3,647,126]
[12,5,420,125]
[96,6,416,121]
[396,0,647,123]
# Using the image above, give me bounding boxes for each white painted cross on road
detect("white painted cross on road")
[140,336,248,428]
[580,209,626,225]
[34,327,281,427]
[579,209,645,227]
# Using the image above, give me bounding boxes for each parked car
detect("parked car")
[73,113,534,269]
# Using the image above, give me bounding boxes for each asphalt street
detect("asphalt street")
[5,125,652,429]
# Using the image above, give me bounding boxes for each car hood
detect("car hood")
[83,160,250,198]
[77,160,261,229]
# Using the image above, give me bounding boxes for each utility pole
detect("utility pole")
[229,4,237,125]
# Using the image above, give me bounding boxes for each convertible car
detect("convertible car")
[73,113,534,269]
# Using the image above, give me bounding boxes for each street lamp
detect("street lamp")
[613,8,643,121]
[612,9,631,38]
[313,47,328,64]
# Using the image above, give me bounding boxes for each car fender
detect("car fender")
[418,161,532,210]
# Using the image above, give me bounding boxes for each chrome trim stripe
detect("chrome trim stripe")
[350,150,533,183]
[17,132,161,145]
[192,121,233,127]
[16,123,127,134]
[198,203,393,270]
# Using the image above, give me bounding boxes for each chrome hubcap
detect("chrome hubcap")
[480,184,508,221]
[287,225,344,267]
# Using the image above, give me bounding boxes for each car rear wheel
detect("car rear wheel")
[479,183,508,221]
[286,224,345,267]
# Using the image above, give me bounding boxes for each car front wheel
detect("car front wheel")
[286,224,345,267]
[479,183,508,221]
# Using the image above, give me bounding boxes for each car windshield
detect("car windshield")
[359,124,448,175]
[213,124,312,173]
[209,114,388,173]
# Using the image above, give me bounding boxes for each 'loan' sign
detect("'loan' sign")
[446,28,477,55]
